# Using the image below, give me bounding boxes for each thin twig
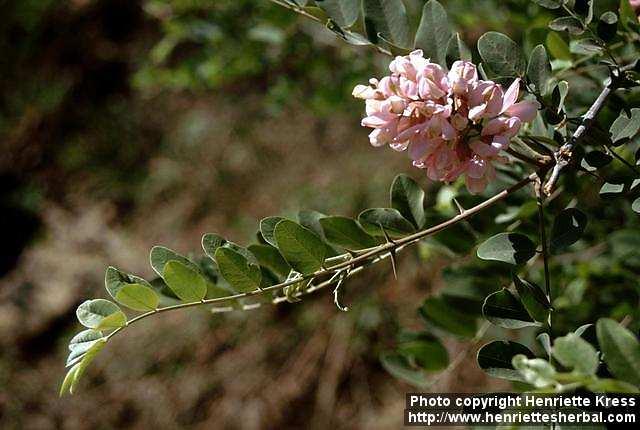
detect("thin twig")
[267,0,393,57]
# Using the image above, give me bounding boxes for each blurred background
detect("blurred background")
[2,1,638,428]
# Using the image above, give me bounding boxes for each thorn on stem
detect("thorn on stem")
[453,198,466,215]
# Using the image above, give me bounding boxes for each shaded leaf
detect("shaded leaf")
[477,341,535,382]
[358,207,416,238]
[380,352,430,388]
[551,208,588,252]
[596,318,640,386]
[260,216,286,248]
[581,150,613,171]
[598,11,618,41]
[397,331,449,371]
[483,288,539,329]
[549,16,585,35]
[362,0,411,48]
[163,260,208,302]
[316,0,359,28]
[247,244,291,277]
[414,0,451,67]
[546,32,572,60]
[477,31,526,77]
[446,32,472,68]
[527,44,552,96]
[390,174,426,229]
[419,297,477,338]
[477,232,536,265]
[319,216,378,250]
[274,219,326,274]
[214,247,262,292]
[76,299,126,330]
[513,274,551,324]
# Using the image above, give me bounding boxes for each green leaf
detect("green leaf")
[513,275,551,324]
[326,21,371,46]
[414,0,451,67]
[419,297,477,338]
[63,338,106,395]
[201,233,227,259]
[260,216,286,248]
[512,355,557,388]
[247,244,291,277]
[546,32,572,60]
[599,182,625,196]
[380,352,430,388]
[551,80,569,114]
[67,329,104,367]
[610,109,640,143]
[553,333,599,375]
[527,45,552,96]
[632,197,640,213]
[586,378,640,393]
[446,32,472,68]
[477,341,535,382]
[397,331,449,371]
[570,38,603,55]
[319,216,378,250]
[477,232,536,265]
[316,0,359,28]
[620,0,636,29]
[482,288,539,329]
[533,0,564,8]
[596,318,640,386]
[358,208,416,238]
[163,260,208,302]
[214,247,262,292]
[150,246,199,278]
[390,174,426,229]
[581,150,613,171]
[598,11,618,41]
[362,0,411,48]
[274,219,326,274]
[114,283,159,312]
[550,208,588,252]
[105,266,158,311]
[549,16,585,35]
[76,299,126,330]
[477,31,526,77]
[574,0,594,24]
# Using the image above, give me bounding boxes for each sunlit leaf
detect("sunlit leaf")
[150,246,199,278]
[76,299,126,330]
[163,260,208,301]
[477,31,526,77]
[477,232,536,265]
[553,333,599,375]
[549,16,585,34]
[610,108,640,143]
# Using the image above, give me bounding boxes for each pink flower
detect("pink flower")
[354,51,540,194]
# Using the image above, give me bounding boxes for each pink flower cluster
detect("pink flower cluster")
[353,50,540,193]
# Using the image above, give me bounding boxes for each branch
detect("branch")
[543,82,613,195]
[105,173,536,342]
[267,0,393,57]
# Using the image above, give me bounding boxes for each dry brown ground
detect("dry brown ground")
[1,96,501,429]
